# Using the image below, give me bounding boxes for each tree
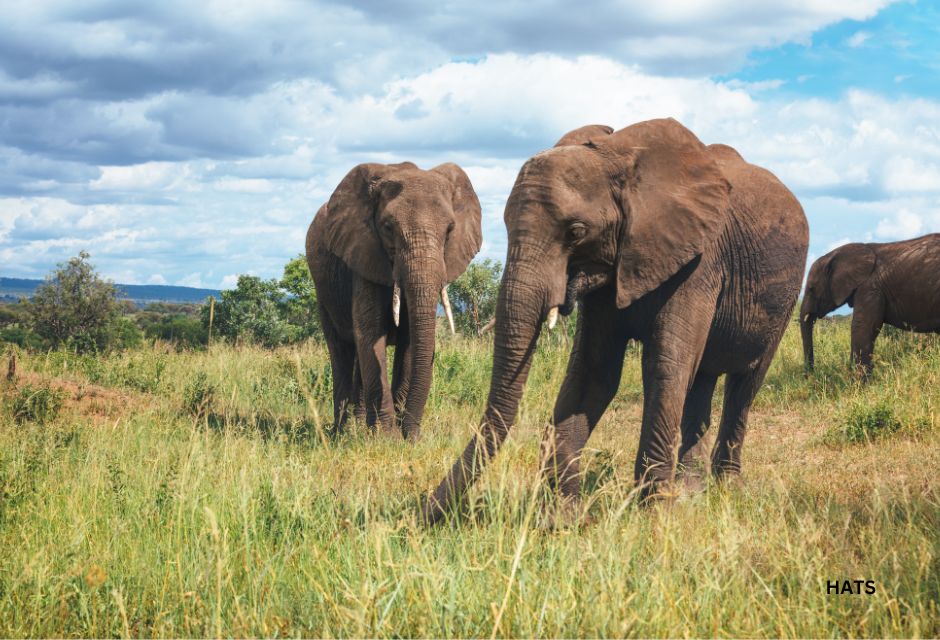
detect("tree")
[279,254,320,337]
[202,275,296,347]
[448,259,503,335]
[27,251,121,351]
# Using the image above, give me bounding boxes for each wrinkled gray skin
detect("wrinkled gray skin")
[801,234,940,376]
[307,162,481,439]
[421,119,809,524]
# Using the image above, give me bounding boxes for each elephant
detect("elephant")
[421,118,808,524]
[801,234,940,375]
[306,161,482,439]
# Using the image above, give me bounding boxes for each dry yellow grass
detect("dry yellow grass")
[0,315,938,636]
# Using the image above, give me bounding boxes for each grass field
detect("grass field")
[2,315,939,637]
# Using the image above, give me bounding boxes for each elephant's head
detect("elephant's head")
[322,161,482,433]
[422,118,731,523]
[800,243,876,371]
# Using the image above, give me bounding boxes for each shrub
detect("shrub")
[448,259,502,335]
[26,252,120,352]
[831,402,903,444]
[9,383,65,424]
[183,372,217,420]
[0,326,46,350]
[280,255,320,338]
[144,314,207,349]
[202,276,297,347]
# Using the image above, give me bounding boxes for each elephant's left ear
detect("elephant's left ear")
[609,118,731,308]
[432,163,483,281]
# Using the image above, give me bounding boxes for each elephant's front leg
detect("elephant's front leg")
[352,276,397,436]
[543,287,629,504]
[391,300,413,418]
[634,298,715,498]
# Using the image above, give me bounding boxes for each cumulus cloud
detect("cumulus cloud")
[3,0,936,287]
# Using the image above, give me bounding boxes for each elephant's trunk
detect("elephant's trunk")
[422,256,547,524]
[801,312,816,372]
[399,259,441,440]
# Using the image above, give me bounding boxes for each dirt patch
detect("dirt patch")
[6,370,146,422]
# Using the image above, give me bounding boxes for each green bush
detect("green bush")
[0,326,46,350]
[831,402,902,444]
[144,314,207,349]
[8,384,65,424]
[27,252,120,352]
[183,372,217,420]
[202,276,298,347]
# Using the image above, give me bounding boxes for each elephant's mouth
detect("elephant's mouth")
[560,267,613,316]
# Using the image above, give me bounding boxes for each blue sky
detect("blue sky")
[0,0,938,287]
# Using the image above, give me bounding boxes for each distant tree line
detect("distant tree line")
[0,251,503,353]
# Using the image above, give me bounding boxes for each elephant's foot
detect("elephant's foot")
[711,465,743,488]
[636,475,681,505]
[675,460,709,496]
[539,495,591,531]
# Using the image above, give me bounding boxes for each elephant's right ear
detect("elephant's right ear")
[827,243,876,306]
[554,124,614,147]
[609,118,731,308]
[319,163,402,286]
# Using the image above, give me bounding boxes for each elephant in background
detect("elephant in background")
[801,234,940,375]
[306,162,482,440]
[421,118,808,524]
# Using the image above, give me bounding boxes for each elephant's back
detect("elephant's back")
[710,145,809,274]
[879,233,940,331]
[704,146,809,371]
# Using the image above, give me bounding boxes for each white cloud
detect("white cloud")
[213,178,274,193]
[883,157,940,193]
[219,274,239,289]
[91,162,191,191]
[2,2,938,287]
[847,31,872,47]
[876,208,924,238]
[147,273,167,284]
[177,272,204,288]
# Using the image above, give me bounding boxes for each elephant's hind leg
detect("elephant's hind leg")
[676,371,718,492]
[351,357,366,423]
[710,358,771,479]
[322,318,357,435]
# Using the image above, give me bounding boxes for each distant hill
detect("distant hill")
[0,277,222,305]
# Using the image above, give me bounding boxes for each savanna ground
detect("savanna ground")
[1,315,939,637]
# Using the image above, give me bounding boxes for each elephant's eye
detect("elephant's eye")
[567,223,588,243]
[445,222,455,239]
[382,220,394,232]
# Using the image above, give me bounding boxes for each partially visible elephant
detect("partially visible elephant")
[421,118,808,524]
[306,162,482,439]
[801,234,940,375]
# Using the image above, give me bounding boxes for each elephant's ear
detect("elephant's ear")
[432,163,483,281]
[609,118,731,308]
[827,243,876,306]
[554,124,614,147]
[320,163,412,285]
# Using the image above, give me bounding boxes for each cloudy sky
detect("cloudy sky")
[1,0,938,288]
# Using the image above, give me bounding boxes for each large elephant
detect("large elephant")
[306,162,482,439]
[801,234,940,375]
[421,118,808,523]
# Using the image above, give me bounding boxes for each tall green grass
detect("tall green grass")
[1,316,939,636]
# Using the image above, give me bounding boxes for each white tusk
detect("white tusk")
[547,306,559,330]
[391,282,401,327]
[441,286,455,335]
[802,314,810,323]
